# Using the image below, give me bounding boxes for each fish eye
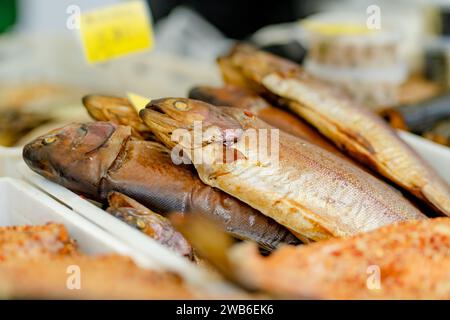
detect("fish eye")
[78,126,88,135]
[136,219,146,230]
[174,100,191,111]
[42,136,58,145]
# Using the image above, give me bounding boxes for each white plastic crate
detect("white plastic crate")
[16,164,237,294]
[0,177,158,266]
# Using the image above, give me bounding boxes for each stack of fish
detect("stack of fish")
[23,45,450,299]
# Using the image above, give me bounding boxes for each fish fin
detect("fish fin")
[421,184,450,217]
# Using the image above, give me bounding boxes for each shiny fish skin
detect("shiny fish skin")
[188,85,342,155]
[81,97,301,249]
[188,85,370,172]
[23,122,130,199]
[101,139,299,249]
[141,98,427,242]
[220,45,450,216]
[22,122,299,250]
[82,95,153,140]
[107,192,194,259]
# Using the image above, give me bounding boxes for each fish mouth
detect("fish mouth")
[23,140,54,179]
[22,124,73,178]
[145,103,170,118]
[140,106,181,148]
[142,99,246,150]
[140,104,175,129]
[23,122,121,178]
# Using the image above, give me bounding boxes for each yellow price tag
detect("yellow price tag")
[127,92,151,112]
[302,20,372,36]
[80,1,154,64]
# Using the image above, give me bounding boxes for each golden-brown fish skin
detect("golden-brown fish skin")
[82,94,153,140]
[220,45,450,216]
[230,217,450,300]
[218,44,299,93]
[188,85,341,155]
[23,122,299,251]
[141,98,426,242]
[102,140,300,250]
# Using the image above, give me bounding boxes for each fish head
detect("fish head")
[23,122,131,198]
[83,94,151,139]
[140,98,243,150]
[82,94,137,123]
[221,44,300,85]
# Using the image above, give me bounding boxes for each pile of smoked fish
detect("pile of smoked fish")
[22,44,450,299]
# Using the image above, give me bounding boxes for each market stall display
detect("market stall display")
[0,0,449,302]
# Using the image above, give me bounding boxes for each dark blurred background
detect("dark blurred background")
[149,0,320,39]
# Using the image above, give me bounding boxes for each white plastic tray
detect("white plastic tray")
[2,175,239,295]
[0,177,157,267]
[399,130,450,184]
[17,164,236,294]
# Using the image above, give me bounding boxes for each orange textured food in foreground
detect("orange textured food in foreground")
[0,255,196,299]
[230,218,450,299]
[0,223,208,299]
[0,223,78,261]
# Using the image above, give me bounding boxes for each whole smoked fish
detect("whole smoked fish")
[141,98,426,242]
[219,45,450,216]
[23,122,299,250]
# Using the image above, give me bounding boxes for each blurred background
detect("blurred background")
[1,0,450,150]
